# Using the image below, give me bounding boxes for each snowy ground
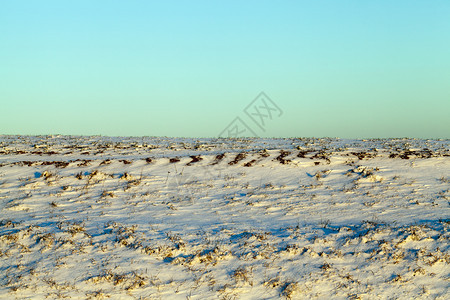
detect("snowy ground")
[0,136,449,299]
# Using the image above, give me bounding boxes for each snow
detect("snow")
[0,136,449,299]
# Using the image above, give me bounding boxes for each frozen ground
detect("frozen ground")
[0,136,449,299]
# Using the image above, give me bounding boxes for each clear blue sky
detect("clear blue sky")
[1,1,449,138]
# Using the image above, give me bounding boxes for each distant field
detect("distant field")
[0,136,449,299]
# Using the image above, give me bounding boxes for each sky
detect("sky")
[1,1,449,138]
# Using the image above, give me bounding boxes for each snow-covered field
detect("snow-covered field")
[0,136,449,299]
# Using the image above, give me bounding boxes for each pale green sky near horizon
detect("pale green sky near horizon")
[1,1,449,138]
